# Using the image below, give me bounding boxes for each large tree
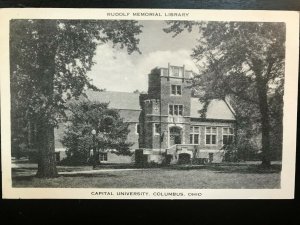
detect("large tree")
[10,20,142,177]
[164,21,285,166]
[61,101,133,165]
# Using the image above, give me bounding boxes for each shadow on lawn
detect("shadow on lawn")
[61,173,118,178]
[13,173,118,182]
[167,164,281,174]
[207,164,281,174]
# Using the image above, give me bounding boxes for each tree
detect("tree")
[227,94,261,160]
[10,20,142,177]
[164,21,285,166]
[61,101,133,164]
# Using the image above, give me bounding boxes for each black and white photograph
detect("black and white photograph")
[1,9,298,199]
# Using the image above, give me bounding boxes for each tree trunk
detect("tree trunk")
[35,20,58,177]
[35,67,58,177]
[36,120,58,177]
[256,79,271,167]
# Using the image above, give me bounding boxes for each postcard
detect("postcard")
[1,8,298,199]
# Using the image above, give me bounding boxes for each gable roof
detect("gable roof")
[190,98,236,120]
[82,91,234,120]
[84,90,141,111]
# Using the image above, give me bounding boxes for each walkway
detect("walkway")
[59,168,151,175]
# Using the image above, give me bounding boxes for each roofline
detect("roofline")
[158,67,194,72]
[85,90,140,95]
[114,108,142,111]
[190,98,236,120]
[190,118,236,122]
[224,99,237,118]
[83,96,142,111]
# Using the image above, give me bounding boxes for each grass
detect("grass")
[12,163,281,189]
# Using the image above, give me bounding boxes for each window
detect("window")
[178,105,183,115]
[206,127,217,145]
[154,123,160,135]
[222,127,234,145]
[169,105,173,115]
[174,105,179,115]
[190,126,200,144]
[171,85,182,95]
[99,153,108,162]
[169,105,183,116]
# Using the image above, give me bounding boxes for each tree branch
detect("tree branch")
[227,88,259,105]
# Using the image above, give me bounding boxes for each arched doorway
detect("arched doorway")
[169,126,182,146]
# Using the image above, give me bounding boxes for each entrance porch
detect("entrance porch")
[135,144,224,166]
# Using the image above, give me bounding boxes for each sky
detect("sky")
[87,20,200,92]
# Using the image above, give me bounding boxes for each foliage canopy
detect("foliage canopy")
[164,21,285,164]
[61,101,133,164]
[10,19,142,176]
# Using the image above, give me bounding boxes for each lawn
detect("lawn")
[12,163,281,189]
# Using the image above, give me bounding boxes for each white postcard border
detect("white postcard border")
[1,8,299,199]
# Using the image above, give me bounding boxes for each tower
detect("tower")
[142,64,193,151]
